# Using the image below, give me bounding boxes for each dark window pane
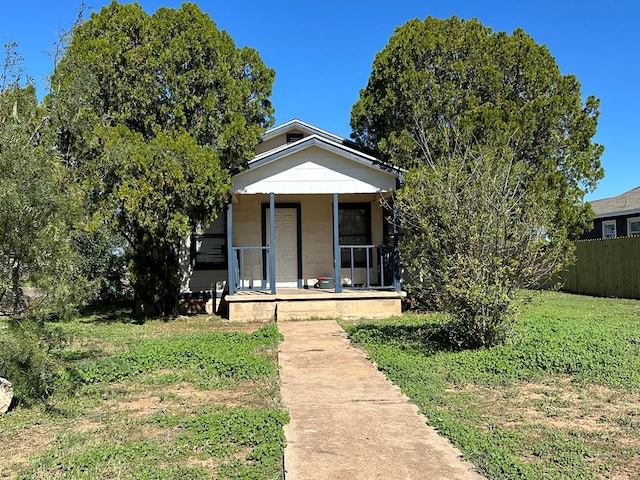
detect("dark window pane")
[338,204,371,267]
[195,236,225,266]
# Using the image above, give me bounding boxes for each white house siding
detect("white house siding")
[232,146,396,195]
[184,268,227,293]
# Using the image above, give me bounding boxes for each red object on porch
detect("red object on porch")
[315,276,335,289]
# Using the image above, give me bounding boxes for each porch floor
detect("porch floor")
[223,288,405,321]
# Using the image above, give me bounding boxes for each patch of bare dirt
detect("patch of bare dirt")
[609,459,640,480]
[97,379,269,421]
[446,378,640,478]
[1,424,53,473]
[0,415,104,479]
[185,456,219,473]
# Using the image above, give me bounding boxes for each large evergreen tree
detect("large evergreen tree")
[51,2,275,315]
[351,17,604,347]
[352,16,603,237]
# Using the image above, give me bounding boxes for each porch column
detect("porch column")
[226,202,235,295]
[393,200,401,292]
[269,192,276,294]
[333,193,342,293]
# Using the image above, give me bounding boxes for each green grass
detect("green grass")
[343,291,640,479]
[0,311,288,479]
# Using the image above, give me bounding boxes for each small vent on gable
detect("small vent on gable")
[287,133,304,143]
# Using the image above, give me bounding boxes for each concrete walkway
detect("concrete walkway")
[278,320,484,480]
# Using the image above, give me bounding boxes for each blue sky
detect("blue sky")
[3,1,638,200]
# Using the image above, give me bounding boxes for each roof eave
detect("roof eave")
[594,208,640,219]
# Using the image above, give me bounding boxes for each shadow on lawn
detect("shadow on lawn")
[78,299,143,325]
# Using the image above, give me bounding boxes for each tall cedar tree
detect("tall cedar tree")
[50,2,275,315]
[351,17,604,347]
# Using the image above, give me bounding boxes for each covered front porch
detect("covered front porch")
[223,191,404,321]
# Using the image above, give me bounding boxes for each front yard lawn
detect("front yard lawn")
[343,291,640,479]
[3,291,639,479]
[0,308,287,480]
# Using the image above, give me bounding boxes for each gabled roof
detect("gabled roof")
[249,133,401,178]
[260,119,344,144]
[589,186,640,218]
[232,121,401,195]
[249,119,402,178]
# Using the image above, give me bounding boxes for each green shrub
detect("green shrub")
[0,323,62,405]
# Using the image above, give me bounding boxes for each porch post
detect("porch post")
[393,199,401,292]
[333,193,342,293]
[269,192,276,294]
[226,202,235,295]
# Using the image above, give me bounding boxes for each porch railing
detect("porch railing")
[229,244,399,294]
[230,246,271,292]
[339,244,397,290]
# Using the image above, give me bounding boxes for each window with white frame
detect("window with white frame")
[628,216,640,236]
[602,219,617,239]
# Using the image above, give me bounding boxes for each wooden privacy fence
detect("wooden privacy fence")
[561,236,640,299]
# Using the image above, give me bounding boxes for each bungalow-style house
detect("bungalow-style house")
[581,186,640,239]
[180,119,405,321]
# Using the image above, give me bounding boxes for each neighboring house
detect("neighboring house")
[180,119,405,320]
[581,186,640,239]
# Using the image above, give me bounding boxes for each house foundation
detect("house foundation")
[224,289,405,322]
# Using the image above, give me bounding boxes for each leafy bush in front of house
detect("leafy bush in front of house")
[0,328,58,406]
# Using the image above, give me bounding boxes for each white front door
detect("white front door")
[266,208,298,286]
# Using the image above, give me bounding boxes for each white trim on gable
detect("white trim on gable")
[250,134,401,177]
[261,119,345,144]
